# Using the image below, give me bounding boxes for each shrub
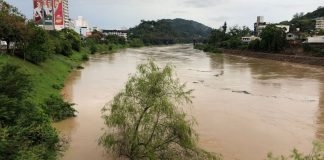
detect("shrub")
[90,45,97,54]
[81,54,89,61]
[128,38,144,48]
[42,95,76,122]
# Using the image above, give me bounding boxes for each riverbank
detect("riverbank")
[0,49,90,105]
[220,49,324,66]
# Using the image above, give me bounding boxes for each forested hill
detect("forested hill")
[280,6,324,32]
[303,6,324,19]
[128,18,213,45]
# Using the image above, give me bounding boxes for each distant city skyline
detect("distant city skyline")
[6,0,324,29]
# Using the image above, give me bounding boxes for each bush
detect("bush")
[81,54,89,61]
[0,64,60,160]
[90,45,97,54]
[128,38,144,48]
[42,95,76,122]
[60,40,73,56]
[267,142,324,160]
[248,39,261,51]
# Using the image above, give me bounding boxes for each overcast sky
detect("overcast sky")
[6,0,323,29]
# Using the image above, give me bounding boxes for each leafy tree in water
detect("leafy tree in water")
[100,61,219,160]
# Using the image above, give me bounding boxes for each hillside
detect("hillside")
[282,7,324,32]
[128,18,213,45]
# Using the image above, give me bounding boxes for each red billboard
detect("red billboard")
[33,0,43,24]
[54,0,64,26]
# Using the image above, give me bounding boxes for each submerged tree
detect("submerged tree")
[100,61,219,160]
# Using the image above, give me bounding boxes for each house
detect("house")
[102,30,128,40]
[316,17,324,30]
[305,36,324,49]
[241,36,261,44]
[254,16,290,36]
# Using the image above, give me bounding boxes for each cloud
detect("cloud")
[5,0,324,30]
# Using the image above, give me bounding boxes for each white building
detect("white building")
[241,36,261,44]
[63,0,69,28]
[307,36,324,44]
[316,17,324,30]
[102,30,128,40]
[275,25,290,33]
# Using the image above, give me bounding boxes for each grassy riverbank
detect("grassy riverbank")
[0,48,89,105]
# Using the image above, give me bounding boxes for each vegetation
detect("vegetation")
[267,142,324,160]
[0,64,59,160]
[100,61,219,160]
[128,18,212,45]
[42,96,76,122]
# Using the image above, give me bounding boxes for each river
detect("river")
[54,45,324,160]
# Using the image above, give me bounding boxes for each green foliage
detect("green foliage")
[128,18,212,45]
[194,44,222,53]
[105,35,126,45]
[267,142,324,160]
[24,23,54,64]
[0,64,59,160]
[90,45,97,54]
[318,29,324,35]
[248,39,262,51]
[59,28,81,52]
[260,25,287,52]
[128,38,144,48]
[100,61,219,160]
[42,95,76,122]
[81,54,89,61]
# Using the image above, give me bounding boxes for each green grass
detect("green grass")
[0,48,89,105]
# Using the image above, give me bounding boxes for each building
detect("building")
[241,36,261,44]
[254,16,290,36]
[102,30,128,40]
[62,0,69,28]
[254,16,266,35]
[275,25,290,33]
[316,17,324,30]
[306,36,324,49]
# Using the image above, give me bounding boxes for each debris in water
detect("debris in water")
[232,90,251,95]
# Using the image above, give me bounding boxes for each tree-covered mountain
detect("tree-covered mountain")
[280,6,324,32]
[128,18,213,45]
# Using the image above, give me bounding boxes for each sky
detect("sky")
[6,0,324,30]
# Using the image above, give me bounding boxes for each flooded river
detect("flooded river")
[54,45,324,160]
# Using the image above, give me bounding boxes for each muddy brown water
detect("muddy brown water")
[54,45,324,160]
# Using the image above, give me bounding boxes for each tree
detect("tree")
[59,28,81,51]
[100,61,219,160]
[222,22,227,33]
[208,29,226,46]
[318,29,324,35]
[260,25,287,52]
[23,23,54,64]
[0,0,26,54]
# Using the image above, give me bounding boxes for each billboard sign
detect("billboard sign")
[33,0,54,27]
[43,0,54,26]
[33,0,43,24]
[54,0,64,29]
